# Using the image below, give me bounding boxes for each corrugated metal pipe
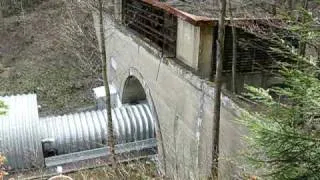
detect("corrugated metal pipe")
[40,104,155,156]
[0,101,156,170]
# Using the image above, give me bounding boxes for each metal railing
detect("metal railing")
[122,0,177,57]
[217,25,283,73]
[45,138,157,167]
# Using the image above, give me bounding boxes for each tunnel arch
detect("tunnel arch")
[122,76,147,104]
[120,67,167,174]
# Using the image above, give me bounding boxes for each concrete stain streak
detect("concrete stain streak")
[195,82,205,176]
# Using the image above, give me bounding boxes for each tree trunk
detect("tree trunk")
[317,46,320,79]
[298,0,308,56]
[228,0,237,94]
[0,8,3,32]
[271,0,277,16]
[98,0,117,168]
[212,0,227,178]
[0,2,4,32]
[287,0,293,12]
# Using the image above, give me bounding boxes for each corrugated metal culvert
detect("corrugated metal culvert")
[40,104,155,156]
[0,94,43,169]
[0,94,156,170]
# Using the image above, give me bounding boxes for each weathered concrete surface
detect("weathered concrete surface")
[93,13,246,179]
[177,19,200,69]
[176,19,213,79]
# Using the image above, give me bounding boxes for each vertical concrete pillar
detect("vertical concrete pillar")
[176,19,201,69]
[176,19,214,79]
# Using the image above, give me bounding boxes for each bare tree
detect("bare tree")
[228,0,237,93]
[212,0,227,178]
[59,0,117,167]
[59,1,101,75]
[0,6,3,32]
[287,0,295,14]
[0,0,7,32]
[298,0,309,56]
[97,0,116,168]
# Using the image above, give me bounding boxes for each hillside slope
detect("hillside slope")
[0,0,101,116]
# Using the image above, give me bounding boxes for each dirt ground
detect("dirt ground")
[0,0,102,116]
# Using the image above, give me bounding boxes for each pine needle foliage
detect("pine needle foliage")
[240,3,320,179]
[242,67,320,179]
[0,101,6,116]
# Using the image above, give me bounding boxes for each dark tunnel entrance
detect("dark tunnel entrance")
[122,76,147,104]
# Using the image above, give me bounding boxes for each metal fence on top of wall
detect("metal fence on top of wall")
[122,0,178,57]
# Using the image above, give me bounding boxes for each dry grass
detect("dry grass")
[67,160,161,180]
[11,159,163,180]
[0,0,102,116]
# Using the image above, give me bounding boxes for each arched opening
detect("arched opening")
[122,74,167,173]
[122,76,147,104]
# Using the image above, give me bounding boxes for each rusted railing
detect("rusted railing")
[219,25,284,73]
[122,0,177,57]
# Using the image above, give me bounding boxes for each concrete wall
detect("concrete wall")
[177,19,200,69]
[176,19,214,79]
[93,13,246,179]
